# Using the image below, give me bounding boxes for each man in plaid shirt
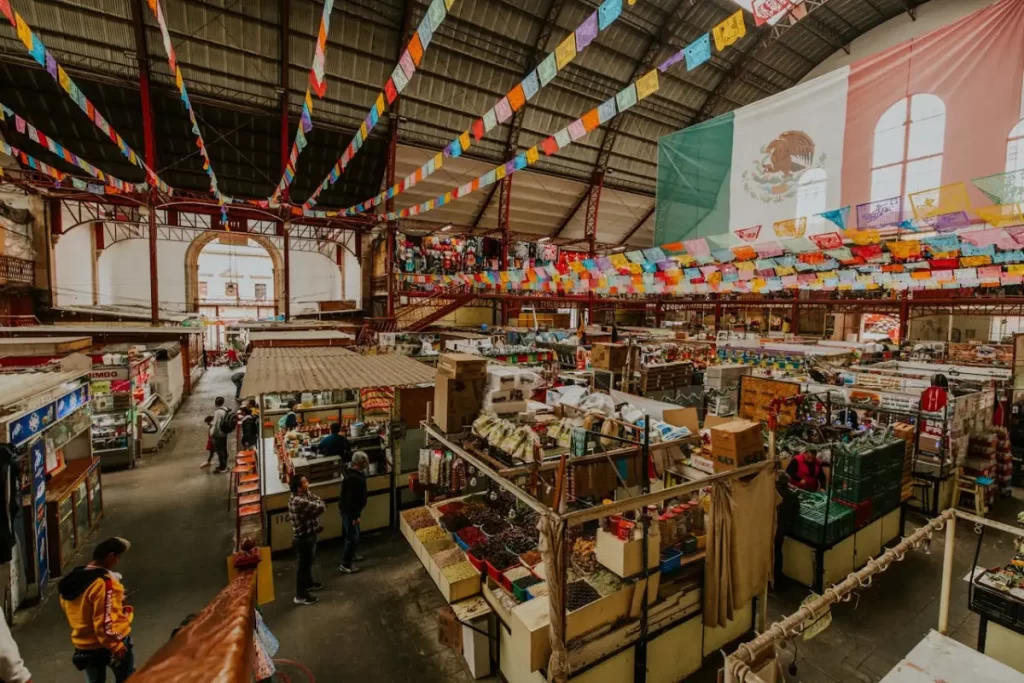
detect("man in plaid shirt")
[288,475,326,605]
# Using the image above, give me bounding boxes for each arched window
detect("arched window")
[1007,120,1024,172]
[796,168,827,233]
[870,95,946,213]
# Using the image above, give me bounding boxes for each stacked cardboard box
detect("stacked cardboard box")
[591,343,629,371]
[434,354,487,432]
[709,419,763,472]
[703,365,750,416]
[893,422,915,502]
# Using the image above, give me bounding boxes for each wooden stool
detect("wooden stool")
[954,474,989,517]
[228,462,256,509]
[235,501,263,547]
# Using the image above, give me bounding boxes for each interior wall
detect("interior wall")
[343,248,361,307]
[289,250,342,315]
[53,212,93,307]
[908,315,995,342]
[801,0,1001,82]
[97,239,190,312]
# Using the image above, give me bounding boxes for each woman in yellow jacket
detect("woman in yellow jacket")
[57,538,134,683]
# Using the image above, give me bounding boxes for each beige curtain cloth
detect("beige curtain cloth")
[538,514,569,683]
[705,468,776,628]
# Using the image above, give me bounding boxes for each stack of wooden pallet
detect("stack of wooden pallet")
[640,361,694,393]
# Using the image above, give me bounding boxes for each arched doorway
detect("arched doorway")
[184,231,284,348]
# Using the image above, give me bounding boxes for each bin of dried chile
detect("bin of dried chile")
[457,527,487,548]
[506,534,537,555]
[519,549,542,567]
[567,581,601,611]
[481,519,511,537]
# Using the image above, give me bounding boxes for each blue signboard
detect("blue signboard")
[29,437,47,594]
[55,386,89,421]
[7,384,90,447]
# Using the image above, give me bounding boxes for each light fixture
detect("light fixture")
[537,236,551,243]
[611,246,626,252]
[440,224,452,232]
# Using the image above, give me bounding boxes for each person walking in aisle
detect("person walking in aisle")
[199,415,215,469]
[231,370,246,401]
[211,397,233,474]
[338,452,369,574]
[288,475,325,605]
[239,406,259,451]
[58,537,135,682]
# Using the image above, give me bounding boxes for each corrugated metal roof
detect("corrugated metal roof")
[0,0,928,247]
[241,347,434,395]
[248,330,354,341]
[0,370,89,410]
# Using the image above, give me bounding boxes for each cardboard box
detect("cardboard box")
[918,432,943,455]
[434,373,486,433]
[710,419,764,472]
[591,343,629,370]
[595,527,660,578]
[437,353,488,380]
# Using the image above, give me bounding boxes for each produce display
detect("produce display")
[471,414,542,462]
[442,562,478,583]
[415,526,449,543]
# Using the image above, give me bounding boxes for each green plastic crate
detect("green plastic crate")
[792,502,855,545]
[832,473,877,503]
[875,485,901,515]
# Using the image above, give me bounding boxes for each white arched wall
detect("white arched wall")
[97,239,190,312]
[802,0,1001,82]
[289,250,343,315]
[53,210,93,307]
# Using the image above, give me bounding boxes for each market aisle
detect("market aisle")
[15,366,237,682]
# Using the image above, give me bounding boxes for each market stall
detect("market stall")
[0,368,98,610]
[248,329,355,348]
[241,347,435,552]
[399,414,774,683]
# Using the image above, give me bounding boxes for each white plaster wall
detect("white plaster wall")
[343,248,361,308]
[802,0,1000,82]
[289,250,342,314]
[53,213,93,307]
[96,239,189,312]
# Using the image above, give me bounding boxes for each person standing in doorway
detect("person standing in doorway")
[211,397,233,474]
[58,537,134,683]
[338,452,369,574]
[288,475,325,605]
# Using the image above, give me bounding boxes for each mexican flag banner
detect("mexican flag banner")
[656,0,1024,245]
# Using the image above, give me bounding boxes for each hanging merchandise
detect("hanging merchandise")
[0,103,145,192]
[148,0,231,217]
[339,0,629,216]
[303,0,458,210]
[0,2,168,192]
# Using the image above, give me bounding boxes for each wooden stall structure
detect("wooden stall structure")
[241,347,434,552]
[248,329,355,349]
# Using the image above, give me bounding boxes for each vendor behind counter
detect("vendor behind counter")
[786,451,826,492]
[316,422,352,464]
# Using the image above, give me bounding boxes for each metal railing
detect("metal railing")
[0,255,34,287]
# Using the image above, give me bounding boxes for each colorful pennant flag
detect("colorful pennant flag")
[683,34,711,71]
[752,0,794,26]
[712,10,746,52]
[819,206,850,230]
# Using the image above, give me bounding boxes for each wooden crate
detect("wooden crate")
[595,528,660,578]
[640,362,694,392]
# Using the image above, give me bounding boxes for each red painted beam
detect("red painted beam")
[618,205,655,246]
[283,228,291,320]
[49,198,62,237]
[93,221,104,251]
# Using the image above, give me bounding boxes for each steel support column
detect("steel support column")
[385,117,399,318]
[148,201,158,324]
[584,172,604,257]
[130,0,157,174]
[49,198,62,239]
[898,293,910,343]
[279,0,291,202]
[91,221,103,306]
[283,223,291,320]
[498,172,513,324]
[714,302,723,333]
[790,299,799,335]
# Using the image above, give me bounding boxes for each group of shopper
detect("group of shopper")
[201,397,259,472]
[288,422,368,606]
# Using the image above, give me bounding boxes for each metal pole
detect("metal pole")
[938,516,956,634]
[148,198,158,325]
[282,223,291,320]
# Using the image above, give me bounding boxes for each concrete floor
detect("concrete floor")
[13,365,1024,682]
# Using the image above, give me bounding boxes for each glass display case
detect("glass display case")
[261,389,358,412]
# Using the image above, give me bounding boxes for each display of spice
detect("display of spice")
[436,501,465,515]
[505,533,537,555]
[439,512,471,533]
[586,567,625,597]
[442,561,478,583]
[465,506,497,526]
[513,575,542,591]
[403,507,436,531]
[504,566,533,584]
[519,549,543,567]
[457,526,487,548]
[487,550,518,571]
[528,581,549,598]
[481,519,511,536]
[571,538,599,574]
[567,580,601,611]
[433,547,467,569]
[415,526,448,543]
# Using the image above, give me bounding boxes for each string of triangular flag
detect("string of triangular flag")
[147,0,232,218]
[0,102,147,193]
[340,0,630,217]
[270,0,335,204]
[0,134,116,192]
[0,0,169,193]
[304,9,747,220]
[303,0,458,210]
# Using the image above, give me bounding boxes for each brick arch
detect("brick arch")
[184,231,284,314]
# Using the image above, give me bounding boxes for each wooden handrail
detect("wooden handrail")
[131,569,257,682]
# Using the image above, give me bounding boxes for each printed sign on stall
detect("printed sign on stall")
[29,437,48,594]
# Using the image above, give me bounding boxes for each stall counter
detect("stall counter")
[260,438,392,552]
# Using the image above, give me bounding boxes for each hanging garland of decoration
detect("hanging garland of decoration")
[0,0,167,193]
[0,103,146,193]
[303,0,458,210]
[303,9,747,220]
[270,0,335,204]
[147,0,230,217]
[0,136,71,186]
[340,0,630,217]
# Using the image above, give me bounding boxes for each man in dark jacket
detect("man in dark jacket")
[238,407,259,450]
[317,422,351,463]
[338,452,369,574]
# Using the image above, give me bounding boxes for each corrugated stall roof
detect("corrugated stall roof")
[241,347,434,395]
